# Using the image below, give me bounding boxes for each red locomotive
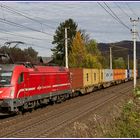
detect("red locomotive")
[0,41,136,115]
[0,63,71,114]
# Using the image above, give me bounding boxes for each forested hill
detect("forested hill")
[98,40,140,60]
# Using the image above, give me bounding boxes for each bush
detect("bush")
[107,98,140,138]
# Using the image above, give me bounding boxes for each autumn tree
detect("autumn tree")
[69,32,105,68]
[69,31,87,67]
[51,18,78,66]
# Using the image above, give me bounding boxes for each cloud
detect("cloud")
[0,1,139,56]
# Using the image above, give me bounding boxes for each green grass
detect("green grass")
[106,91,140,138]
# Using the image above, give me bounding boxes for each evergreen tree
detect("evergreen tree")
[51,18,77,66]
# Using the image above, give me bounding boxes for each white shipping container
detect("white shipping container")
[104,69,113,82]
[129,69,132,78]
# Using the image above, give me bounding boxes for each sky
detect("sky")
[0,1,139,57]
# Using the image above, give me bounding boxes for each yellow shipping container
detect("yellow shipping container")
[83,68,92,87]
[99,69,104,83]
[91,69,100,85]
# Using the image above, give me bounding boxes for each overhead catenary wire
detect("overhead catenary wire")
[97,2,130,31]
[0,4,54,55]
[0,37,51,50]
[110,44,132,50]
[101,47,132,54]
[0,2,137,57]
[0,4,53,52]
[0,4,56,30]
[103,2,131,30]
[113,2,131,19]
[102,49,130,54]
[26,43,51,50]
[0,17,53,37]
[0,27,52,42]
[125,2,138,18]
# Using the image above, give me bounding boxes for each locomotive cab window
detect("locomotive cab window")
[0,71,12,86]
[18,73,24,84]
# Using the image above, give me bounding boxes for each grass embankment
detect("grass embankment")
[106,92,140,137]
[72,88,140,138]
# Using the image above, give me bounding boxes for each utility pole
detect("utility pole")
[65,27,68,68]
[110,46,112,69]
[128,54,130,70]
[130,18,139,88]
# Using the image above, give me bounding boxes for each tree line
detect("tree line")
[0,18,129,69]
[0,45,38,64]
[51,18,128,69]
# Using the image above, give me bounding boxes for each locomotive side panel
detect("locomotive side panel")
[20,70,71,98]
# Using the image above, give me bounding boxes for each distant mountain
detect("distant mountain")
[98,40,140,62]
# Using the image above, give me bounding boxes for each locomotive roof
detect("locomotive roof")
[0,64,69,73]
[35,65,69,73]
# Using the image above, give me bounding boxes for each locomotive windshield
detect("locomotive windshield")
[0,71,12,86]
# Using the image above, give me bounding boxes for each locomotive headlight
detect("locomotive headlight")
[10,88,15,98]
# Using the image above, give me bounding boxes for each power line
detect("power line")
[0,28,52,41]
[125,3,138,18]
[0,37,51,50]
[110,44,132,50]
[102,49,130,54]
[26,43,51,50]
[102,46,132,54]
[0,4,56,30]
[113,2,131,18]
[97,2,130,31]
[103,2,131,30]
[0,17,53,37]
[97,2,121,23]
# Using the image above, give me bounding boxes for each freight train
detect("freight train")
[0,61,135,114]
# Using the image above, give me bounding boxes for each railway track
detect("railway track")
[0,81,126,126]
[0,81,133,138]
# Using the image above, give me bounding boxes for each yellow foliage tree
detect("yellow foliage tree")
[69,32,102,68]
[69,31,87,67]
